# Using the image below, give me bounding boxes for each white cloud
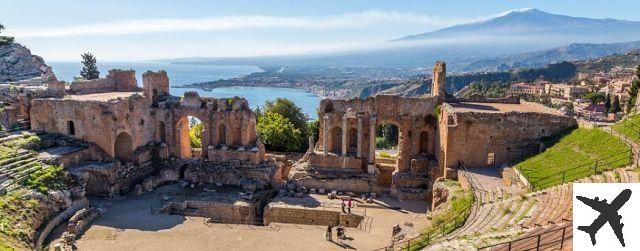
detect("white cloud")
[8,10,474,38]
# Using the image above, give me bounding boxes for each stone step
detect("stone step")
[0,153,34,166]
[499,198,526,230]
[0,157,37,172]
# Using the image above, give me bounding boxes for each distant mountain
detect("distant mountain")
[461,41,640,72]
[171,9,640,70]
[397,8,640,43]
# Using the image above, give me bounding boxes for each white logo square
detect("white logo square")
[573,183,640,250]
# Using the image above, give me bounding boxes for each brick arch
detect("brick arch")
[217,123,226,145]
[419,131,429,154]
[348,127,358,153]
[173,114,209,159]
[157,121,166,142]
[329,127,342,154]
[114,132,132,162]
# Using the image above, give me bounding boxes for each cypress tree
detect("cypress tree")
[613,95,621,113]
[604,93,611,115]
[80,52,100,80]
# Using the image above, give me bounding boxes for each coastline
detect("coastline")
[173,84,329,100]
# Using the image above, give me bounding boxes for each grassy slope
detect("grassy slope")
[0,134,73,249]
[409,180,473,250]
[612,114,640,142]
[516,128,630,189]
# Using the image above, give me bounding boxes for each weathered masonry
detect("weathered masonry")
[288,61,578,200]
[28,61,578,201]
[30,70,273,197]
[30,70,264,165]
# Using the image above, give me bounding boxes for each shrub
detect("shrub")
[189,122,203,148]
[2,135,40,149]
[0,36,14,46]
[378,151,392,158]
[0,190,42,243]
[258,98,309,152]
[257,112,302,152]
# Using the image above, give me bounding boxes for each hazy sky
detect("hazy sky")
[2,0,638,61]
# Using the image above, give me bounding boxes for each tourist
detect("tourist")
[347,198,352,214]
[341,200,346,214]
[325,225,332,242]
[336,225,344,244]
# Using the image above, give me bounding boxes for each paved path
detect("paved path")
[68,185,429,251]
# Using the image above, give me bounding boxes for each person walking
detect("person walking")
[325,225,333,242]
[347,198,352,214]
[341,200,346,214]
[336,225,344,244]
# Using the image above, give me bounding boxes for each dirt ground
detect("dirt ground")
[68,184,429,251]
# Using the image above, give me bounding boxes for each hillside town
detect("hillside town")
[508,65,639,122]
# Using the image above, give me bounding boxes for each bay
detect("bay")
[49,62,320,118]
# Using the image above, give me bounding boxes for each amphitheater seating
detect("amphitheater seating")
[0,134,46,194]
[426,167,639,250]
[491,222,572,251]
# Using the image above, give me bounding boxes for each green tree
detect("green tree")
[627,65,640,113]
[584,92,606,105]
[189,122,203,148]
[257,112,302,152]
[0,23,15,45]
[604,93,611,115]
[258,98,308,152]
[376,124,398,149]
[80,52,100,80]
[563,102,574,115]
[613,95,621,113]
[307,119,320,144]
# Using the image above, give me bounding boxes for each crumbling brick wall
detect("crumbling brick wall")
[438,103,577,177]
[69,69,139,94]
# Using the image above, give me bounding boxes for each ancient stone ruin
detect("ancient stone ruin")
[288,61,576,200]
[0,61,580,249]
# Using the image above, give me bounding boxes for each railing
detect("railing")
[458,162,486,192]
[524,149,632,191]
[372,205,472,251]
[373,165,475,251]
[478,223,572,251]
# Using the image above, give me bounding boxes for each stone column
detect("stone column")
[356,115,363,158]
[323,115,329,155]
[308,135,315,153]
[341,115,348,157]
[368,115,377,174]
[397,117,412,173]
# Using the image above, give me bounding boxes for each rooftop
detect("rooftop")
[450,102,562,115]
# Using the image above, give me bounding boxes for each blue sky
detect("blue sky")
[2,0,639,61]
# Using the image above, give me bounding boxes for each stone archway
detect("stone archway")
[67,121,75,135]
[85,171,112,196]
[419,131,429,154]
[114,132,132,162]
[158,121,166,142]
[330,127,342,154]
[217,124,226,145]
[348,128,357,154]
[175,116,205,159]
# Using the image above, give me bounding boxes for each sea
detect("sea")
[49,62,320,119]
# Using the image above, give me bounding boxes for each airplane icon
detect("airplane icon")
[576,189,632,247]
